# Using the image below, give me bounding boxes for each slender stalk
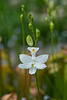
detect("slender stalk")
[22,19,26,96]
[49,11,57,97]
[35,72,41,100]
[51,30,57,99]
[28,13,40,100]
[51,31,54,57]
[32,31,36,42]
[0,53,2,99]
[49,13,55,75]
[50,30,56,76]
[22,19,29,99]
[22,20,26,53]
[0,43,2,99]
[35,39,38,47]
[34,35,41,100]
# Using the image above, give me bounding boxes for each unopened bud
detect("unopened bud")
[28,22,33,32]
[28,13,33,23]
[21,5,25,9]
[20,14,24,22]
[28,13,31,18]
[36,28,40,38]
[26,35,33,46]
[31,16,33,22]
[21,8,24,12]
[49,1,54,9]
[21,5,25,12]
[50,21,54,31]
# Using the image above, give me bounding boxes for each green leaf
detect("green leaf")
[26,35,33,46]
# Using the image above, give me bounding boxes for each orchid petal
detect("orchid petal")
[18,63,31,69]
[35,63,47,69]
[27,47,39,53]
[36,54,49,63]
[19,54,32,63]
[29,67,36,75]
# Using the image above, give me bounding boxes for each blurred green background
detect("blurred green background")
[0,0,67,46]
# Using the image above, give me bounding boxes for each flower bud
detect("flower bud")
[50,21,54,31]
[21,8,24,12]
[28,12,31,18]
[28,22,33,32]
[20,14,24,22]
[21,5,25,9]
[49,1,54,9]
[36,28,40,38]
[31,16,33,22]
[21,5,25,12]
[28,13,33,23]
[26,35,33,46]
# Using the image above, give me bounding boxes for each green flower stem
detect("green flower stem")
[51,30,58,99]
[32,31,36,42]
[0,45,2,99]
[35,39,38,47]
[35,42,41,100]
[50,30,56,75]
[22,19,29,100]
[48,11,55,75]
[0,56,2,99]
[22,20,26,53]
[35,72,41,100]
[22,20,26,97]
[51,30,54,59]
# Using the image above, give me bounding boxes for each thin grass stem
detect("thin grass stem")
[35,72,41,100]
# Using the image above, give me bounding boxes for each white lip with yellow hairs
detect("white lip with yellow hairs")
[18,47,49,75]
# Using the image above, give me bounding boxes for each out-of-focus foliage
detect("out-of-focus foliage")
[0,0,67,46]
[38,47,67,100]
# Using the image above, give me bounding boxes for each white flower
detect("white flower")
[18,47,49,75]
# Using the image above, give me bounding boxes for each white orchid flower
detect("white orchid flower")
[18,47,49,75]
